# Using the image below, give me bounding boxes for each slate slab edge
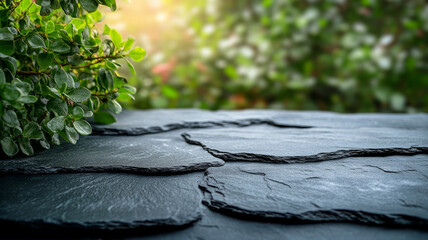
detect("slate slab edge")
[198,172,428,229]
[182,133,428,164]
[92,118,310,136]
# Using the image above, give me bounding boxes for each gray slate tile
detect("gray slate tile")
[0,172,203,232]
[182,125,428,163]
[200,156,428,227]
[0,132,223,174]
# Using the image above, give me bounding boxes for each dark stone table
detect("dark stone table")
[1,109,428,239]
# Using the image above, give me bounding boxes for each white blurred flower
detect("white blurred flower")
[379,34,394,46]
[240,46,254,58]
[203,24,215,35]
[200,47,212,58]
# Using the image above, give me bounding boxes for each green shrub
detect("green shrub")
[0,0,145,157]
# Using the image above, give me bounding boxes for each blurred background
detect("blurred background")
[101,0,428,113]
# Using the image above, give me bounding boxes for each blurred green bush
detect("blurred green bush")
[115,0,428,112]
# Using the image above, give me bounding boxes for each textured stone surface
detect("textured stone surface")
[132,207,428,240]
[220,110,428,129]
[0,132,223,174]
[92,109,309,135]
[93,110,428,136]
[183,125,428,163]
[200,155,428,227]
[0,172,203,232]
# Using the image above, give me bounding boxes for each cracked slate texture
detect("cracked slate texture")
[91,109,310,135]
[0,172,203,232]
[0,131,223,175]
[92,109,428,136]
[182,125,428,163]
[219,110,428,129]
[200,155,428,227]
[129,207,428,240]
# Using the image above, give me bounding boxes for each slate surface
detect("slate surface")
[2,109,428,238]
[200,156,428,227]
[0,172,203,232]
[220,109,428,129]
[132,207,428,240]
[0,132,223,174]
[182,125,428,163]
[92,109,309,135]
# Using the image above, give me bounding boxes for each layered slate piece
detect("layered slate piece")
[136,207,428,240]
[220,110,428,129]
[200,155,428,227]
[0,132,223,174]
[182,125,428,163]
[0,173,203,232]
[92,109,309,136]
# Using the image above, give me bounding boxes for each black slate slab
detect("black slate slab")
[0,132,223,175]
[220,110,428,129]
[182,125,428,163]
[0,172,203,233]
[92,109,309,135]
[200,155,428,227]
[131,207,428,240]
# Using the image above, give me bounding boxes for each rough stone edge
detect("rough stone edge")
[0,160,225,175]
[198,174,428,229]
[92,119,311,136]
[182,133,428,164]
[0,213,202,237]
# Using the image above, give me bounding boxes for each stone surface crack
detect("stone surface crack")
[363,165,417,174]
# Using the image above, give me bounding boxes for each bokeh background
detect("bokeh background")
[101,0,428,112]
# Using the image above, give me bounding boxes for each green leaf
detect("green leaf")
[0,84,21,101]
[2,110,20,128]
[103,24,111,35]
[72,106,84,120]
[98,68,114,90]
[47,116,65,132]
[45,20,55,34]
[54,68,74,89]
[123,37,134,52]
[129,47,146,62]
[110,29,122,48]
[0,40,14,56]
[1,137,19,157]
[125,58,136,75]
[47,98,68,116]
[23,122,44,139]
[65,126,79,144]
[19,137,34,156]
[40,140,50,150]
[67,54,84,65]
[73,119,92,135]
[19,95,38,104]
[37,52,54,69]
[15,81,32,95]
[52,133,60,145]
[27,34,46,48]
[119,84,136,94]
[66,87,91,102]
[93,111,116,124]
[79,0,99,12]
[0,68,5,85]
[51,39,70,53]
[0,32,13,41]
[108,99,122,114]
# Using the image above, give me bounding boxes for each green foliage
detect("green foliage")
[0,0,145,157]
[120,0,427,112]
